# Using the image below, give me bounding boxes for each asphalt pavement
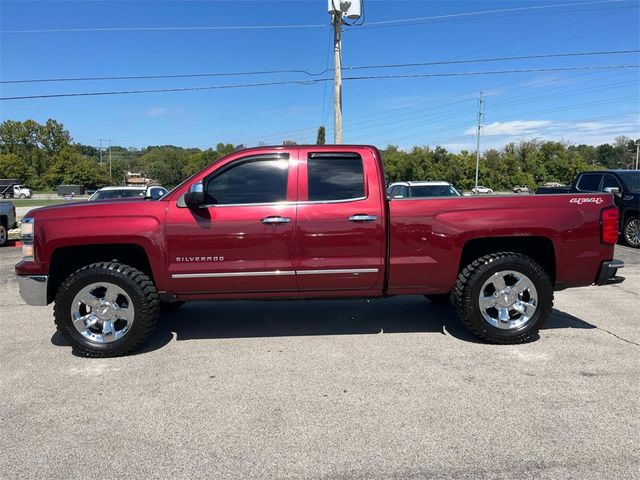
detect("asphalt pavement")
[0,245,638,479]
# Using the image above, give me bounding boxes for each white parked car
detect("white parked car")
[88,186,168,201]
[471,185,494,194]
[387,181,462,198]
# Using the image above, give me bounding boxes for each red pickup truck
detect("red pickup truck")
[16,145,624,356]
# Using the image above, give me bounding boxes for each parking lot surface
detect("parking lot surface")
[1,245,638,479]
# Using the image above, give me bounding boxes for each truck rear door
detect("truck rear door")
[294,148,385,292]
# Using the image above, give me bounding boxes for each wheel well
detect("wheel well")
[459,236,556,284]
[48,244,154,303]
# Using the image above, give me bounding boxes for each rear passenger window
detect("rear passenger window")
[576,173,602,192]
[307,155,365,201]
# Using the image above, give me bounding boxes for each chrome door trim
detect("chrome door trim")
[172,268,379,279]
[172,270,296,279]
[296,268,379,275]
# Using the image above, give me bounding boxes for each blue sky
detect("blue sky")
[1,0,638,151]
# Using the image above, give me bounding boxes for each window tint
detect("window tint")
[617,171,640,193]
[93,189,144,200]
[601,175,621,191]
[576,173,602,192]
[206,158,289,205]
[410,185,461,197]
[387,185,399,197]
[307,156,365,201]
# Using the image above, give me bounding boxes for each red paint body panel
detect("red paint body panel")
[15,145,616,303]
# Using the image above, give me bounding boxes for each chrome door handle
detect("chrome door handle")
[261,216,291,225]
[348,214,378,222]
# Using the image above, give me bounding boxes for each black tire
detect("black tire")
[622,215,640,248]
[453,252,553,344]
[160,300,186,312]
[425,294,452,306]
[0,222,7,247]
[54,262,160,357]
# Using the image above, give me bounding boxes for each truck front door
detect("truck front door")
[165,152,298,294]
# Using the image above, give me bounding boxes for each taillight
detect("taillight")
[601,207,619,245]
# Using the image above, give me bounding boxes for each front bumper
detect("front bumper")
[17,275,48,306]
[595,259,625,286]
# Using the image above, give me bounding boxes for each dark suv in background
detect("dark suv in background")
[537,170,639,248]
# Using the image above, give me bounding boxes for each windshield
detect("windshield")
[90,189,144,201]
[616,171,640,194]
[410,185,461,197]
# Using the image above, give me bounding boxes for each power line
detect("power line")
[343,64,639,81]
[0,23,328,34]
[355,0,623,27]
[4,49,637,84]
[2,65,637,101]
[1,0,622,34]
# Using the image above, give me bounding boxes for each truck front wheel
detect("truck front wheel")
[453,252,553,344]
[54,262,160,357]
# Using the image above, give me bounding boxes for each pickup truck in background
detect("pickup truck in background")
[15,145,625,357]
[536,170,640,248]
[0,200,17,247]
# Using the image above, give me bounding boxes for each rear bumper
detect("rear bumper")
[595,259,625,286]
[17,274,48,306]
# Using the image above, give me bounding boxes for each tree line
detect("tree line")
[0,119,637,191]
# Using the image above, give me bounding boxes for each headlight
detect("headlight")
[21,218,34,260]
[21,219,34,238]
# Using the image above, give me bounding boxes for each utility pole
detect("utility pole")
[328,0,361,144]
[474,91,484,193]
[331,8,343,144]
[635,140,639,170]
[99,139,113,179]
[108,140,112,180]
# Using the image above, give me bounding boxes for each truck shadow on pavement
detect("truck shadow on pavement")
[50,296,597,355]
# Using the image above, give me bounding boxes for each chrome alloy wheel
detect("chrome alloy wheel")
[625,218,640,247]
[70,282,135,343]
[478,270,538,330]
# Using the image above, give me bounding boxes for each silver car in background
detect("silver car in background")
[88,186,168,201]
[387,181,462,199]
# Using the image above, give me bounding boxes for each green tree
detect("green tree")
[316,126,326,145]
[0,153,33,181]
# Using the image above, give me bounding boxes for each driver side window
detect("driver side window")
[205,157,289,205]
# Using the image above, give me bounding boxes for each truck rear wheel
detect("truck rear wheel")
[453,252,553,344]
[54,262,160,357]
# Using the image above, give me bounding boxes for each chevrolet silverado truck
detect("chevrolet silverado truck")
[536,170,640,248]
[16,145,625,357]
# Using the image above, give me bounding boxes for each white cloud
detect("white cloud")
[145,107,170,118]
[465,120,552,136]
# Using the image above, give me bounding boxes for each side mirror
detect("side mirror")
[604,187,621,195]
[184,183,205,207]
